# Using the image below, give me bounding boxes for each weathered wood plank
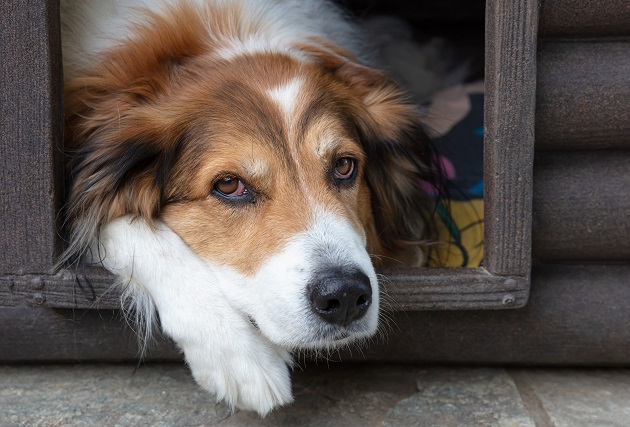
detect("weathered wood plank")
[3,264,630,364]
[536,40,630,151]
[380,268,528,310]
[359,263,630,365]
[0,1,64,274]
[0,306,181,361]
[484,0,538,276]
[540,0,630,37]
[0,267,529,311]
[0,267,119,309]
[532,151,630,261]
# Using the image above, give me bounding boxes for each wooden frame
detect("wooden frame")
[0,0,537,313]
[0,0,64,275]
[6,0,630,366]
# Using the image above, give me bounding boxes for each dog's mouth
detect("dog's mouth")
[294,326,368,350]
[249,313,371,348]
[249,313,372,350]
[314,321,374,343]
[248,316,260,330]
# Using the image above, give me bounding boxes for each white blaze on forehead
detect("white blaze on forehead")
[266,78,304,125]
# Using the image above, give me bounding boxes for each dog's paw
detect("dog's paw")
[186,341,293,416]
[92,218,294,416]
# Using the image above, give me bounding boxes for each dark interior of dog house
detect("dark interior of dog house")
[341,0,487,269]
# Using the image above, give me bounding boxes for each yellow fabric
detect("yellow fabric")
[428,199,484,268]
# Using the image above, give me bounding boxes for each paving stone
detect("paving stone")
[4,363,630,427]
[0,363,418,427]
[0,364,229,427]
[512,369,630,427]
[384,368,535,427]
[225,362,419,426]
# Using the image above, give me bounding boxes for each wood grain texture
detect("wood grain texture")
[540,0,630,37]
[484,0,538,276]
[0,1,64,274]
[0,306,181,362]
[532,151,630,261]
[0,267,118,309]
[3,264,630,364]
[381,268,528,310]
[0,267,529,311]
[536,40,630,151]
[358,263,630,365]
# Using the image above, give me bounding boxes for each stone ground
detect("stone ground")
[2,363,630,426]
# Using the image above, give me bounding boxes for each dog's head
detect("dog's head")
[63,7,436,350]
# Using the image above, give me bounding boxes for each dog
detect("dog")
[60,0,437,415]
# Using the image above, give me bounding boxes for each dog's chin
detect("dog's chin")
[251,316,376,352]
[297,331,372,351]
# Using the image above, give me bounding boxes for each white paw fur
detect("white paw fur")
[93,216,293,415]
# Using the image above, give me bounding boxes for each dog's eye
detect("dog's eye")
[214,176,248,197]
[333,157,356,182]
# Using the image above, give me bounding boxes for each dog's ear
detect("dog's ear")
[351,75,439,268]
[303,41,440,266]
[62,119,187,264]
[61,9,206,263]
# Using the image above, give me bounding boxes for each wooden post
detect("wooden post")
[0,1,64,274]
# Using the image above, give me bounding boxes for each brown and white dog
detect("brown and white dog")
[60,0,436,415]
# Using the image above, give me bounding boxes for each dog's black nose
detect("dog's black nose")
[309,270,372,326]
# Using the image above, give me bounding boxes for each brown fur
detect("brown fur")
[62,2,436,270]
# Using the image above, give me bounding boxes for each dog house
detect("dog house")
[1,0,630,364]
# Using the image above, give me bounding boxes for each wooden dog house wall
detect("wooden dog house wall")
[1,0,629,364]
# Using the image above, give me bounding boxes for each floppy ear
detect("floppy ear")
[353,75,439,267]
[61,16,204,264]
[302,41,441,266]
[59,3,216,265]
[62,118,187,265]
